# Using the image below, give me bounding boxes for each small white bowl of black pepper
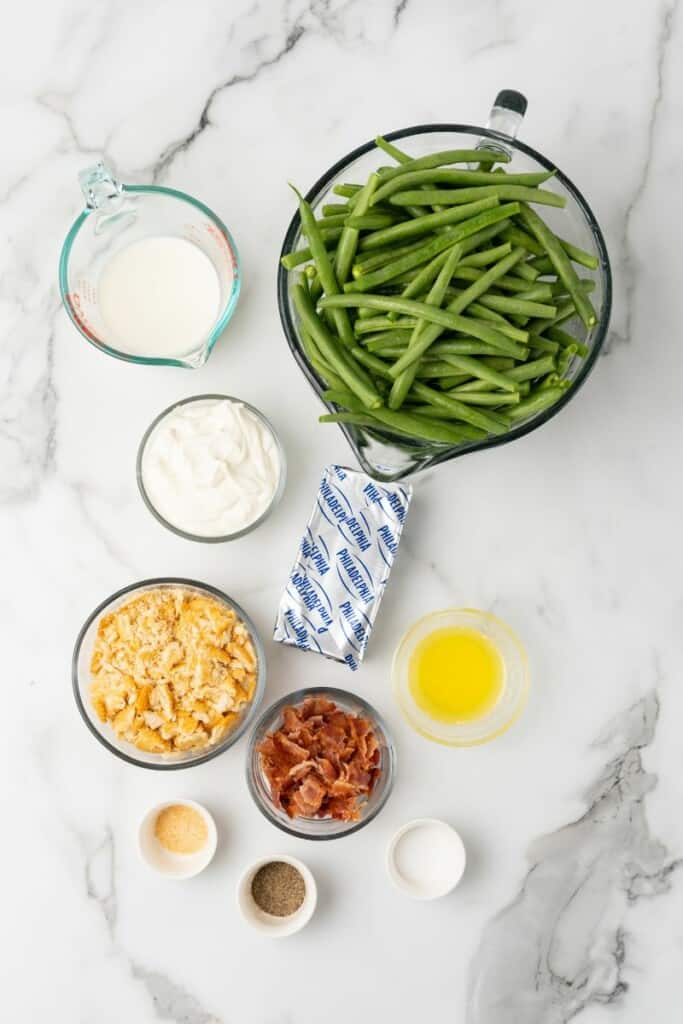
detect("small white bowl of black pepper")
[237,854,317,937]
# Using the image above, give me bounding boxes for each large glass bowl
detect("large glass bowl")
[278,124,612,481]
[246,686,396,840]
[73,578,266,769]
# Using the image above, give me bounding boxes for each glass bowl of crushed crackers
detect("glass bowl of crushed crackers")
[73,578,265,769]
[247,687,396,840]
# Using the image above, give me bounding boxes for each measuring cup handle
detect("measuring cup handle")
[78,162,123,210]
[476,89,528,161]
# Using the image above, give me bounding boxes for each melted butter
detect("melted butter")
[408,626,503,722]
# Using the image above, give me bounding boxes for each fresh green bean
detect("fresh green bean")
[324,385,488,441]
[438,354,519,392]
[545,325,589,357]
[335,173,378,285]
[319,293,529,359]
[399,245,458,301]
[460,243,513,268]
[394,281,532,377]
[354,316,419,334]
[454,315,529,345]
[316,214,350,229]
[400,237,514,303]
[322,203,349,216]
[433,375,471,389]
[333,184,362,199]
[353,237,432,275]
[374,137,430,217]
[320,409,478,444]
[451,265,550,294]
[415,361,474,379]
[550,277,595,297]
[388,244,466,409]
[281,229,343,270]
[363,329,414,351]
[506,386,565,422]
[375,147,506,185]
[390,184,566,209]
[372,169,554,206]
[512,283,555,303]
[362,202,519,257]
[359,196,500,250]
[459,219,514,254]
[446,287,557,319]
[441,392,522,406]
[525,333,561,355]
[409,382,509,433]
[292,283,381,408]
[527,255,554,275]
[319,411,379,429]
[557,239,599,270]
[429,244,527,319]
[556,343,578,376]
[345,212,404,230]
[456,362,548,389]
[375,136,412,164]
[448,321,528,356]
[305,264,324,303]
[528,298,581,334]
[511,260,541,282]
[500,224,544,256]
[347,233,464,293]
[409,392,517,412]
[291,185,356,345]
[431,341,522,359]
[450,354,555,391]
[518,205,597,328]
[299,324,346,390]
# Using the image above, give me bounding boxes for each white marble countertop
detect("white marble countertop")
[4,1,683,1021]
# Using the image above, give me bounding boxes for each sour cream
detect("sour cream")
[140,398,282,538]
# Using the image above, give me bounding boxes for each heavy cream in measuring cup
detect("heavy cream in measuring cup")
[140,398,282,538]
[98,236,221,358]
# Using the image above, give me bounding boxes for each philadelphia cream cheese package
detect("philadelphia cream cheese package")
[273,465,412,670]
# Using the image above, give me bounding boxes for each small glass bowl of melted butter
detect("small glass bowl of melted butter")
[392,608,529,746]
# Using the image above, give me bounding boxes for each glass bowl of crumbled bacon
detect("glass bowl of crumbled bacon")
[246,687,396,839]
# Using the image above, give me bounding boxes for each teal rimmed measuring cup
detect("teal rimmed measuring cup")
[59,163,241,368]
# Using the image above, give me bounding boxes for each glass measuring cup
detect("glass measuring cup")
[59,163,241,368]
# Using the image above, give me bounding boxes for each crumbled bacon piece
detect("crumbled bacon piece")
[257,697,381,822]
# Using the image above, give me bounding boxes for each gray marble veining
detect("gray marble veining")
[467,693,681,1022]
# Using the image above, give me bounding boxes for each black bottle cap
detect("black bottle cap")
[494,90,527,116]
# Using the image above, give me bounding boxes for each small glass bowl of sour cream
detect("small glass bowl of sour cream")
[137,394,286,542]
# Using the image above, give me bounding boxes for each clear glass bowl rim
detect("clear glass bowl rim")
[58,183,241,367]
[72,576,267,769]
[391,606,530,746]
[245,685,397,840]
[136,393,287,543]
[277,122,613,477]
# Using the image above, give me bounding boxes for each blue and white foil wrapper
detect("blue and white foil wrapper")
[273,465,412,670]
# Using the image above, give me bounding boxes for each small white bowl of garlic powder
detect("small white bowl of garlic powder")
[137,394,285,542]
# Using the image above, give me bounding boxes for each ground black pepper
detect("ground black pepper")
[251,861,306,917]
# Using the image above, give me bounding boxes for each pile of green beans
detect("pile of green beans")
[281,137,600,448]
